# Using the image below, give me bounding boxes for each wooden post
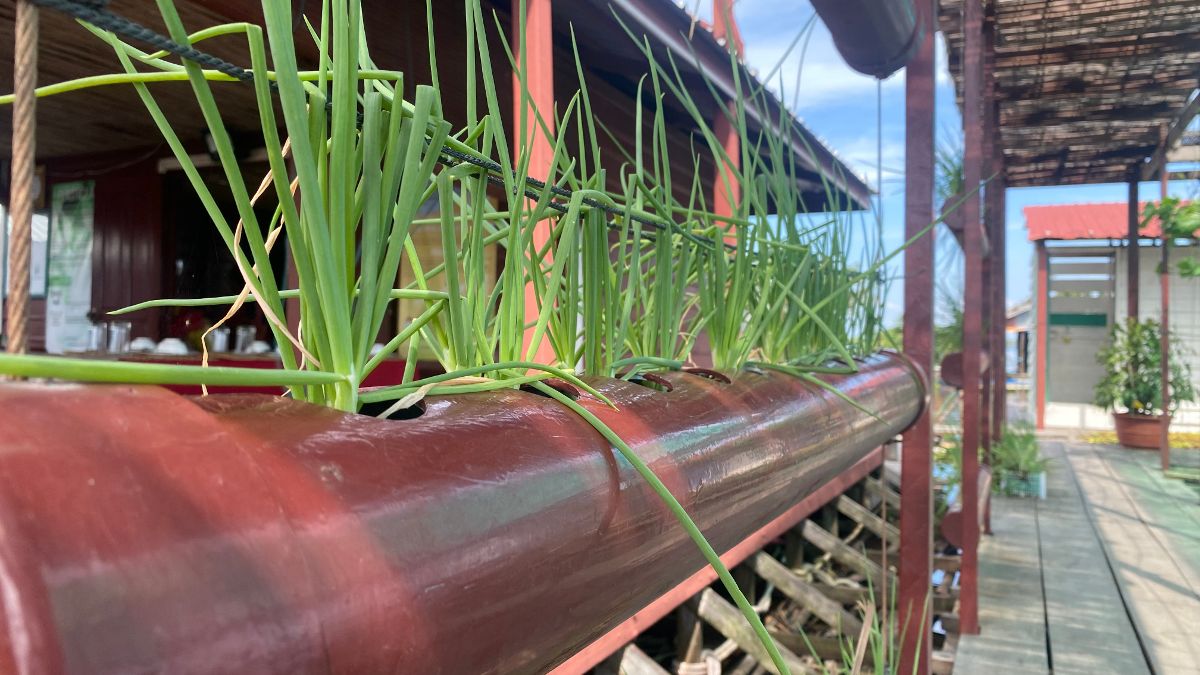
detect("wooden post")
[959,0,985,635]
[6,0,38,355]
[1127,168,1140,321]
[1159,151,1170,471]
[513,0,558,365]
[1035,241,1048,429]
[898,1,936,670]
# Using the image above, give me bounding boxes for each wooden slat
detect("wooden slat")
[750,553,863,636]
[691,589,813,675]
[768,632,868,667]
[800,521,892,590]
[836,495,900,551]
[864,477,900,511]
[615,645,670,675]
[936,0,1200,188]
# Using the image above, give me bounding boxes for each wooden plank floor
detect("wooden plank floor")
[1065,441,1200,674]
[956,439,1200,674]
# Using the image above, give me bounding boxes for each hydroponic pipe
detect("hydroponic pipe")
[809,0,922,79]
[0,353,922,675]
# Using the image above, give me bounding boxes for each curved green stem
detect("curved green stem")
[530,380,791,675]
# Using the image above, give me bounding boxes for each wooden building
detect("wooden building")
[0,0,869,356]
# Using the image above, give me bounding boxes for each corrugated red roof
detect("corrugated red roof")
[1024,202,1167,241]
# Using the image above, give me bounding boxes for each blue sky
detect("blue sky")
[715,0,1198,325]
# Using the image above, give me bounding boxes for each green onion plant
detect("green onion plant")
[0,3,967,672]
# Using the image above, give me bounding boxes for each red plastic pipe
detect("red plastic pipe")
[0,354,921,674]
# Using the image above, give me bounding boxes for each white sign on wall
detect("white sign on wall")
[45,181,94,354]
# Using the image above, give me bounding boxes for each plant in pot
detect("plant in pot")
[991,423,1047,498]
[1094,317,1194,449]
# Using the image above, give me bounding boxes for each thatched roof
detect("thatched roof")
[939,0,1200,187]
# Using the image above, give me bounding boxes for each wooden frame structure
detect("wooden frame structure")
[938,0,1200,645]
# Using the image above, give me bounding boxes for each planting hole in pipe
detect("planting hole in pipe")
[682,368,733,385]
[521,379,581,401]
[629,373,674,393]
[359,399,427,420]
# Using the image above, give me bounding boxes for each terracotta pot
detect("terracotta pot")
[1113,412,1170,449]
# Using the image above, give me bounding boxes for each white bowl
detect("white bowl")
[155,338,189,355]
[128,337,157,353]
[246,340,272,354]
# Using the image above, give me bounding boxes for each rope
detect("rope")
[7,0,39,355]
[29,0,727,251]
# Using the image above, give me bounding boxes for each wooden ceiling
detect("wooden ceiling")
[0,0,870,210]
[939,0,1200,187]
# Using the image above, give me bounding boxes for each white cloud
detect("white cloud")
[743,25,904,111]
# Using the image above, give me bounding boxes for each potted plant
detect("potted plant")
[1094,317,1194,449]
[991,424,1047,498]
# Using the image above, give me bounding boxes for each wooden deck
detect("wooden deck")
[955,439,1200,674]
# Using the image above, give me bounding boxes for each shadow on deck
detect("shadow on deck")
[954,439,1200,675]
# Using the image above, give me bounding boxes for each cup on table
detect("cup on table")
[107,322,131,353]
[205,327,231,353]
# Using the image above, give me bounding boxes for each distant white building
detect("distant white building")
[1026,202,1200,431]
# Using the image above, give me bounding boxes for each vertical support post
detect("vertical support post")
[959,0,986,635]
[711,0,742,232]
[898,1,935,671]
[1127,168,1140,321]
[1159,160,1170,471]
[712,106,741,225]
[991,171,1006,442]
[513,0,558,364]
[979,6,995,461]
[6,0,38,355]
[1035,241,1048,429]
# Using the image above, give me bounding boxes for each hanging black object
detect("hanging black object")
[810,0,923,80]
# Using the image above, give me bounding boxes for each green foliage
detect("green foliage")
[0,5,956,672]
[933,294,964,364]
[1142,197,1200,278]
[1094,317,1194,416]
[990,423,1046,479]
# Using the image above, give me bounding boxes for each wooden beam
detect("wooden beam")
[836,495,900,549]
[619,645,669,675]
[865,476,900,511]
[800,521,892,591]
[691,589,813,675]
[898,6,936,670]
[1143,92,1200,180]
[750,553,863,636]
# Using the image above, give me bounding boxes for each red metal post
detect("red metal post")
[898,1,935,671]
[979,9,994,458]
[1035,242,1048,429]
[991,161,1006,443]
[514,0,559,365]
[1127,169,1140,321]
[711,0,742,233]
[1159,160,1170,470]
[959,0,985,635]
[712,106,741,226]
